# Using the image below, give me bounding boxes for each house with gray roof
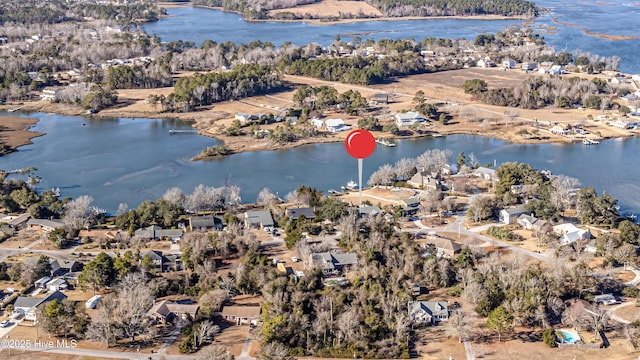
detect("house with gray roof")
[498,205,527,224]
[27,218,64,232]
[309,251,358,275]
[408,301,449,325]
[358,205,381,218]
[407,171,442,191]
[424,237,463,258]
[141,250,182,273]
[244,210,274,229]
[285,207,316,221]
[134,225,183,241]
[50,258,82,277]
[400,198,421,215]
[189,215,223,231]
[474,167,498,181]
[14,291,67,322]
[5,213,30,228]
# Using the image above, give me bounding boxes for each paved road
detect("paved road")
[0,346,196,359]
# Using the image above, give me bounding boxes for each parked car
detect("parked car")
[0,320,10,328]
[291,257,300,263]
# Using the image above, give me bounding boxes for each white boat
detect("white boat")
[341,180,359,191]
[375,138,396,147]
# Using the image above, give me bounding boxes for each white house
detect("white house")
[502,58,516,69]
[611,120,631,129]
[474,167,497,181]
[408,301,449,325]
[235,112,250,122]
[311,118,325,129]
[499,205,527,224]
[550,125,569,135]
[394,111,425,127]
[324,118,351,133]
[40,88,60,101]
[477,58,495,68]
[549,65,563,75]
[553,223,591,246]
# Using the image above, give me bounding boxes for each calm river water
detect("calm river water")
[144,0,640,73]
[1,112,639,215]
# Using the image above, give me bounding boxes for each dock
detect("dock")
[169,129,198,134]
[8,106,24,113]
[582,138,600,145]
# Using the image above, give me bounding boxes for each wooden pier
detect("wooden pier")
[169,129,198,134]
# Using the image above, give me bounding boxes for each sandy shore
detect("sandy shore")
[0,115,43,155]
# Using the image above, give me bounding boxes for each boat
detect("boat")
[582,138,600,145]
[375,137,396,147]
[341,180,359,191]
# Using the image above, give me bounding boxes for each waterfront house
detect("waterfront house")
[611,120,631,129]
[324,118,351,133]
[522,62,537,71]
[407,171,442,191]
[40,88,60,101]
[134,225,182,241]
[474,167,497,181]
[285,207,316,221]
[553,223,591,246]
[244,210,274,229]
[27,218,64,232]
[5,213,30,229]
[221,305,261,326]
[358,205,381,218]
[550,125,570,136]
[499,205,527,224]
[395,111,425,127]
[188,214,223,231]
[408,301,449,325]
[14,291,67,322]
[309,251,358,274]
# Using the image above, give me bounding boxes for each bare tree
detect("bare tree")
[393,157,416,181]
[116,203,128,216]
[194,320,220,348]
[63,195,93,231]
[551,175,582,212]
[85,295,119,347]
[196,345,234,360]
[368,163,395,187]
[446,310,468,342]
[257,187,278,207]
[200,289,229,314]
[259,341,290,360]
[111,272,154,343]
[163,187,185,208]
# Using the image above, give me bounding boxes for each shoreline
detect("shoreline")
[0,114,44,156]
[2,99,636,161]
[162,2,534,26]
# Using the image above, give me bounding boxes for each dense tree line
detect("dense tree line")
[0,0,163,25]
[168,64,283,111]
[366,0,539,17]
[106,64,172,89]
[282,52,454,85]
[466,75,623,110]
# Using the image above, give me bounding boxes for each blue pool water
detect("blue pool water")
[558,330,580,344]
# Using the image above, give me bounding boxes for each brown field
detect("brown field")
[268,0,383,18]
[340,187,416,207]
[613,304,640,323]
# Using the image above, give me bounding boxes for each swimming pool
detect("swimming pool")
[558,329,581,344]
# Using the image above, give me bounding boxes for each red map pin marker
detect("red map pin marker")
[345,129,376,159]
